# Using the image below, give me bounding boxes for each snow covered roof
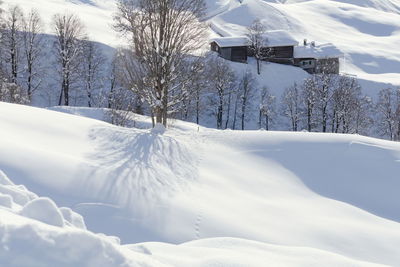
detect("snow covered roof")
[211,36,251,48]
[262,30,299,47]
[294,43,343,59]
[211,30,298,48]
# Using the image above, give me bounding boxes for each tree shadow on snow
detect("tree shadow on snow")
[80,126,197,214]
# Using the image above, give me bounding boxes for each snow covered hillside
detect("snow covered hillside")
[4,0,400,86]
[2,102,400,266]
[206,0,400,85]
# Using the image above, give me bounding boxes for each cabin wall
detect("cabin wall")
[269,46,294,59]
[267,58,294,65]
[219,46,247,63]
[220,48,232,60]
[231,47,247,62]
[248,46,294,59]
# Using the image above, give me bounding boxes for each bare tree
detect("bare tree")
[301,77,317,132]
[247,19,269,75]
[114,0,208,127]
[175,57,206,123]
[107,86,138,127]
[102,50,139,126]
[0,2,7,82]
[21,9,44,101]
[330,75,362,133]
[315,73,335,132]
[106,50,123,109]
[206,55,236,129]
[191,60,206,125]
[259,86,276,130]
[81,40,106,107]
[53,13,86,106]
[238,70,256,130]
[395,89,400,141]
[354,95,374,135]
[282,82,302,131]
[3,5,24,84]
[376,87,400,141]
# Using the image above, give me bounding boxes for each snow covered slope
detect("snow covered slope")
[2,102,400,266]
[207,0,400,85]
[3,0,400,86]
[3,0,119,47]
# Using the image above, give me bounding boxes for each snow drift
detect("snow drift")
[2,103,400,266]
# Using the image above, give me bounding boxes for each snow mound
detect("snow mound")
[0,209,163,267]
[131,237,386,267]
[0,183,37,207]
[0,170,164,267]
[151,123,166,135]
[21,197,65,227]
[60,207,87,230]
[0,170,85,230]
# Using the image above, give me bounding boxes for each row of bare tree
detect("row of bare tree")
[0,4,106,107]
[0,0,399,141]
[168,53,400,141]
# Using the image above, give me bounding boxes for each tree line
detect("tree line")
[0,4,107,107]
[0,1,399,142]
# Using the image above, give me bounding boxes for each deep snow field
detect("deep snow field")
[2,102,400,266]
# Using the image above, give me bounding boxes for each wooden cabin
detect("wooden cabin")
[294,43,342,74]
[210,37,250,63]
[258,30,298,65]
[210,32,342,74]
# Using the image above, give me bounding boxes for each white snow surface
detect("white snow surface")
[2,102,400,266]
[261,30,299,47]
[294,43,343,59]
[211,36,250,47]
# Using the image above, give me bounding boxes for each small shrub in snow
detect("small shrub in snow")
[21,197,64,227]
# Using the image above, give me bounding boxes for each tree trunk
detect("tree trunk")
[58,88,63,105]
[225,91,232,129]
[196,91,200,125]
[322,105,327,132]
[241,97,246,130]
[155,106,163,124]
[233,96,239,130]
[307,103,312,132]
